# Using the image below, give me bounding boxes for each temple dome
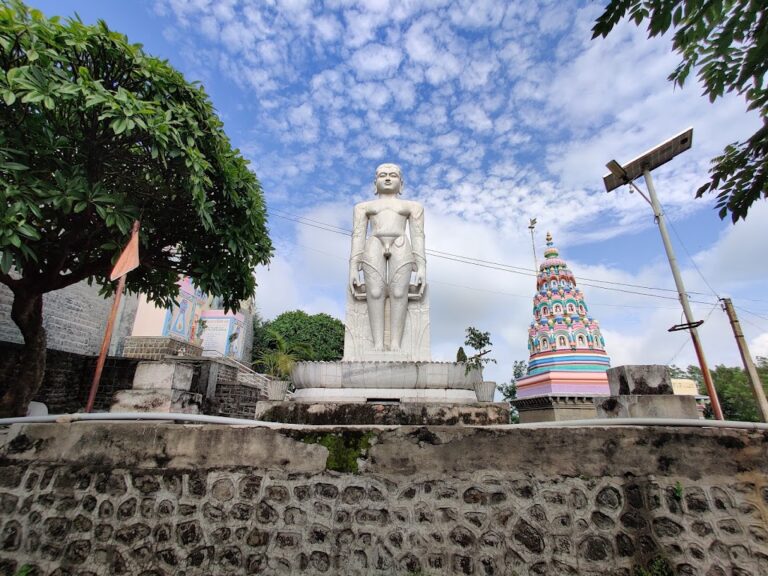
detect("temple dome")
[517,231,611,400]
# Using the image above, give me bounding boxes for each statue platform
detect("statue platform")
[254,400,510,425]
[291,360,482,403]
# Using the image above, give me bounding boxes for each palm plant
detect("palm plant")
[255,329,312,381]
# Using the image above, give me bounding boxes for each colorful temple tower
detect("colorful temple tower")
[515,233,610,399]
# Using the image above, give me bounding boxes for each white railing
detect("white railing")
[200,349,271,393]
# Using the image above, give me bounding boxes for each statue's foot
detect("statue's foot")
[390,345,401,352]
[373,345,384,352]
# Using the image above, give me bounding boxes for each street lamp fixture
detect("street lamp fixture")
[603,127,724,420]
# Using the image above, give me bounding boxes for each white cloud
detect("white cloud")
[141,0,768,380]
[750,334,768,359]
[350,43,403,77]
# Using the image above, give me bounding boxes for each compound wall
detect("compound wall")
[0,422,766,575]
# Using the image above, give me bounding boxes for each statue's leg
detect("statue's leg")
[362,238,387,351]
[388,237,415,352]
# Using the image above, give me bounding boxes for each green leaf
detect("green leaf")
[74,201,88,213]
[16,224,40,239]
[0,251,12,274]
[1,162,29,171]
[3,90,16,105]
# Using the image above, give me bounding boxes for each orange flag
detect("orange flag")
[110,221,140,281]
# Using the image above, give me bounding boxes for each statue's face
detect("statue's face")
[375,164,402,195]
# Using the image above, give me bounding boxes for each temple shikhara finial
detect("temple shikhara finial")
[515,232,611,399]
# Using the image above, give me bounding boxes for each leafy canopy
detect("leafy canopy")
[0,1,272,308]
[252,310,344,366]
[593,0,768,222]
[670,359,768,421]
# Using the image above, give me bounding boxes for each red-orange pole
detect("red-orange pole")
[690,326,724,420]
[85,272,126,413]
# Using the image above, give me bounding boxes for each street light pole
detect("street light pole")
[642,168,724,420]
[603,128,723,420]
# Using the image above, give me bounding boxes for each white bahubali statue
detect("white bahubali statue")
[344,163,430,361]
[348,163,426,353]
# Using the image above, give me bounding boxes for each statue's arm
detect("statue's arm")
[349,203,367,294]
[410,202,426,295]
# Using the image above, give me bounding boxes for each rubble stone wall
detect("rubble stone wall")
[0,343,138,413]
[0,423,766,576]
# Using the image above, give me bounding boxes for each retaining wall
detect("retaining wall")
[0,343,138,413]
[0,423,766,575]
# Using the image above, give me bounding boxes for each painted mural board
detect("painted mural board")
[201,310,246,361]
[162,277,207,343]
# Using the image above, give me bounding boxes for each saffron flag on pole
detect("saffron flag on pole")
[110,221,140,281]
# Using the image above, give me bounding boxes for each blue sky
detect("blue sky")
[31,0,768,383]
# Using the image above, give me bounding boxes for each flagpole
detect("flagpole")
[85,273,127,412]
[85,221,140,413]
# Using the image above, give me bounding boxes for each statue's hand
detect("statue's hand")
[415,268,426,297]
[349,270,360,295]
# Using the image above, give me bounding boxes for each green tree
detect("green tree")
[670,360,768,421]
[0,2,272,416]
[498,360,527,424]
[251,309,271,362]
[462,326,496,375]
[592,0,767,222]
[252,310,344,366]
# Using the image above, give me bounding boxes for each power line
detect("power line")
[735,305,768,325]
[276,228,718,311]
[666,301,720,365]
[738,315,768,334]
[268,209,718,302]
[662,203,721,299]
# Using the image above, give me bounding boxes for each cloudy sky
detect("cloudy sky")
[33,0,768,384]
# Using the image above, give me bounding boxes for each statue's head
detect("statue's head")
[374,163,403,195]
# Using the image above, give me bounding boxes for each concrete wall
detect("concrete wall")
[1,423,766,575]
[130,294,169,337]
[0,281,138,356]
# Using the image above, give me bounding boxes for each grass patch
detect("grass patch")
[298,430,375,473]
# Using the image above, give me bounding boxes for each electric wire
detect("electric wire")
[285,238,710,311]
[666,301,720,365]
[268,209,719,304]
[270,208,711,295]
[662,202,721,300]
[738,315,768,334]
[735,306,768,323]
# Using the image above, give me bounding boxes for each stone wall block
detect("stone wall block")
[607,365,673,395]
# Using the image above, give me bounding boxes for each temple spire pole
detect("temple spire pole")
[528,218,538,271]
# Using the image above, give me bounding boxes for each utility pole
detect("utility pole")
[721,297,768,422]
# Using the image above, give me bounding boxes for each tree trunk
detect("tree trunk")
[0,291,46,417]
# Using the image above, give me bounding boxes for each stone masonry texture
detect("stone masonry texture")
[0,423,767,575]
[0,281,138,357]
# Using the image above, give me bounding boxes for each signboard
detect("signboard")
[201,310,246,360]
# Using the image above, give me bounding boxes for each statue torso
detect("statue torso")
[358,197,419,238]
